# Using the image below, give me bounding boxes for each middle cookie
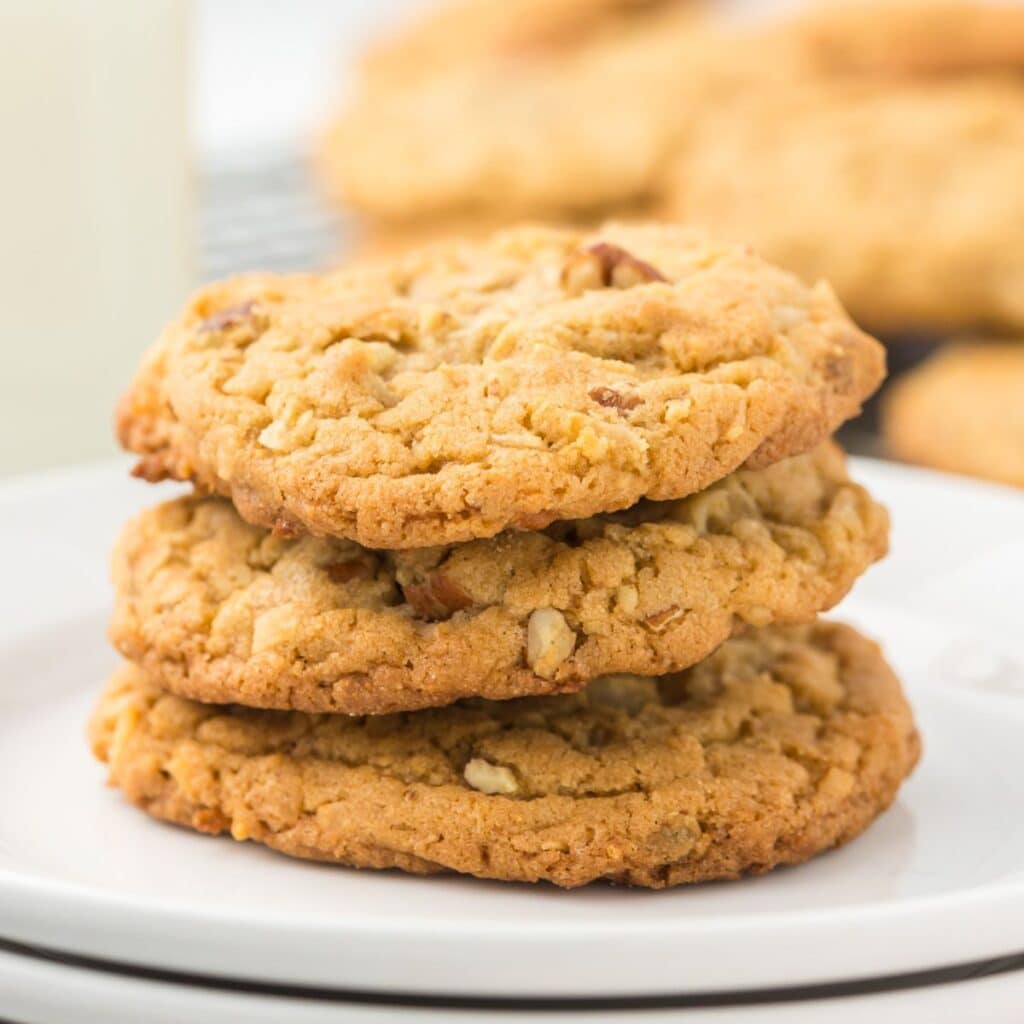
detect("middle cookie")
[111,443,887,714]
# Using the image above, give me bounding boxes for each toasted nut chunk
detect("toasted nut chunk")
[464,758,518,795]
[257,420,289,451]
[562,242,666,294]
[403,571,473,619]
[325,559,375,584]
[613,585,638,616]
[588,386,641,413]
[645,605,685,632]
[271,514,303,539]
[527,607,576,678]
[198,300,256,333]
[130,455,171,483]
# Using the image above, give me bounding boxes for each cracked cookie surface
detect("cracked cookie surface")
[111,444,888,714]
[118,223,884,549]
[90,622,920,889]
[882,342,1024,487]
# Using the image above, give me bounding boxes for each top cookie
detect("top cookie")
[119,224,884,549]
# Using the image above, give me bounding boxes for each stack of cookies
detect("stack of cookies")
[91,224,920,888]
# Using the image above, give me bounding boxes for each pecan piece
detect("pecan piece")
[644,605,685,632]
[271,513,304,539]
[197,300,257,333]
[588,385,641,414]
[562,242,667,294]
[403,571,473,619]
[129,455,171,483]
[326,558,375,584]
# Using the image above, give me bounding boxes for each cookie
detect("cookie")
[111,444,888,714]
[882,342,1024,488]
[667,77,1024,334]
[360,0,687,85]
[317,5,711,219]
[118,223,885,549]
[783,0,1024,77]
[91,622,920,889]
[320,1,1024,224]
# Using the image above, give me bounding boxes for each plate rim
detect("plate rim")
[1,862,1023,996]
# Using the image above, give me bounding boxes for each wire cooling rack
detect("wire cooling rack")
[200,154,348,281]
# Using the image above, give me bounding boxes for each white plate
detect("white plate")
[0,459,1022,1004]
[2,943,1023,1024]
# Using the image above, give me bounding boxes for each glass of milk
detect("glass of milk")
[0,1,194,474]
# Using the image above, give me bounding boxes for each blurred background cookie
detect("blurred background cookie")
[882,342,1024,487]
[666,77,1024,336]
[316,1,710,228]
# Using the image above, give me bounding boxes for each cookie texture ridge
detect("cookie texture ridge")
[91,623,920,889]
[111,444,887,714]
[883,342,1024,488]
[667,78,1024,334]
[117,224,885,549]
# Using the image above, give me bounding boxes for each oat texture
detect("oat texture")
[118,224,884,549]
[883,342,1024,487]
[91,622,920,888]
[111,444,888,714]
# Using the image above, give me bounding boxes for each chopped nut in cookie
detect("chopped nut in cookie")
[463,758,518,795]
[588,386,641,414]
[197,301,257,334]
[325,558,375,584]
[645,605,685,632]
[402,571,474,619]
[271,514,304,539]
[117,224,885,551]
[562,241,666,294]
[527,607,576,678]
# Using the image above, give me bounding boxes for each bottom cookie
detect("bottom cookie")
[90,623,920,889]
[882,342,1024,488]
